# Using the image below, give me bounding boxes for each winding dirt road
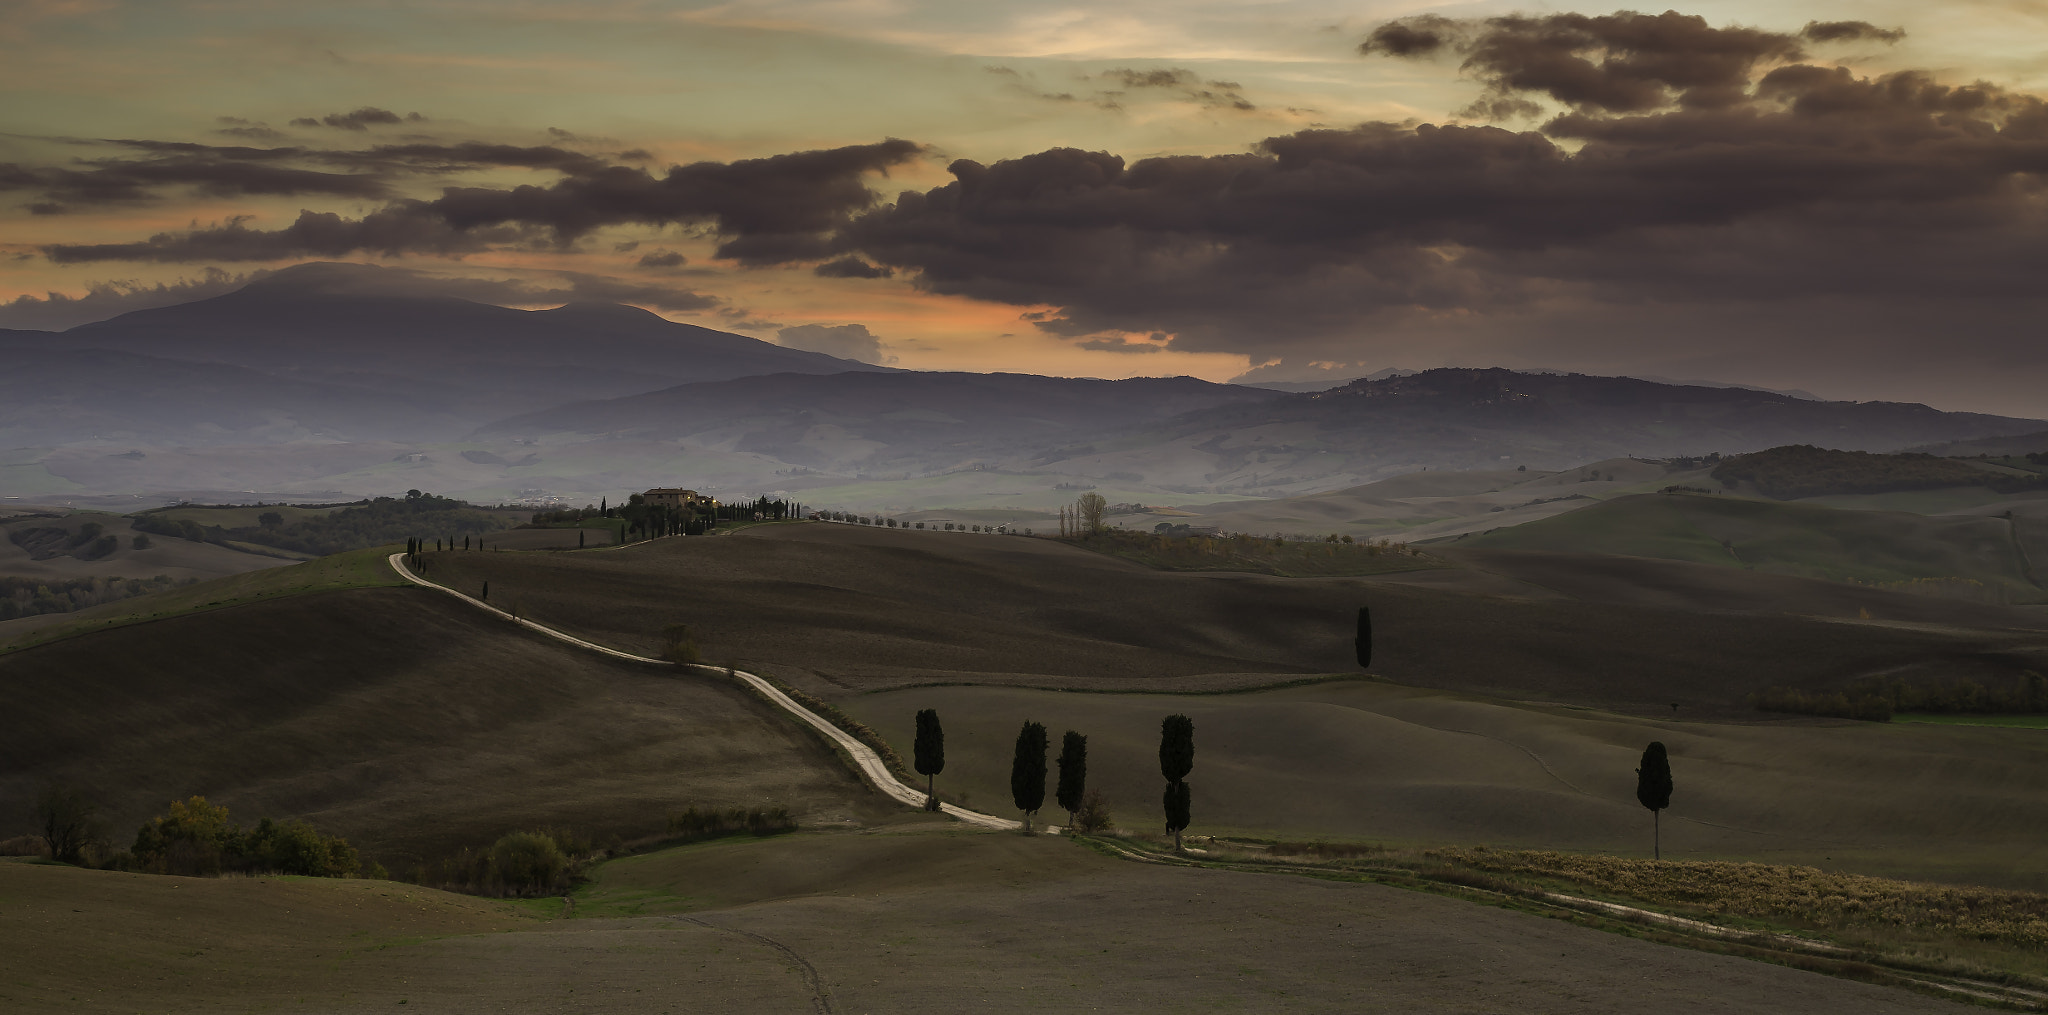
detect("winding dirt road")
[386,552,1027,831]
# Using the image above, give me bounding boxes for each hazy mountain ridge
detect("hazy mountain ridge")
[477,370,1285,474]
[11,263,886,446]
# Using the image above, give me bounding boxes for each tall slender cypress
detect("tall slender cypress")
[1159,714,1194,851]
[1056,730,1087,831]
[1355,605,1372,668]
[1010,721,1048,833]
[1636,741,1674,860]
[914,709,945,811]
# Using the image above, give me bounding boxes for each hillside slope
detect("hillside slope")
[421,523,2048,716]
[1460,492,2048,603]
[0,585,879,867]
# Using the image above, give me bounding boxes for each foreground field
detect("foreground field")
[0,585,883,868]
[0,828,1976,1014]
[423,523,2048,716]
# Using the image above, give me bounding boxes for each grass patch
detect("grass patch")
[0,545,406,654]
[1063,529,1445,577]
[1425,847,2048,980]
[1894,713,2048,729]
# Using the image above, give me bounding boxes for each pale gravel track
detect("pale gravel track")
[387,552,1026,832]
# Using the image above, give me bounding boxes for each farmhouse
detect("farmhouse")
[642,488,716,511]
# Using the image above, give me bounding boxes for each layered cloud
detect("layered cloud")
[823,11,2048,391]
[34,138,924,264]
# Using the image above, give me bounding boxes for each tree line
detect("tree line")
[135,491,511,556]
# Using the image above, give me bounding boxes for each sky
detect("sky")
[4,0,2048,416]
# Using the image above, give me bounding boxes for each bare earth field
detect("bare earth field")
[0,829,1975,1014]
[843,680,2048,890]
[0,586,886,869]
[424,523,2048,717]
[9,519,2043,1010]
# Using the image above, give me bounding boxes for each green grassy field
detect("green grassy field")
[1461,492,2046,603]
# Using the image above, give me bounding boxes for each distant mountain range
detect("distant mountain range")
[2,262,884,447]
[1,266,2041,508]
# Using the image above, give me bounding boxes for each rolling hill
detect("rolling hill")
[0,583,882,868]
[1458,491,2048,604]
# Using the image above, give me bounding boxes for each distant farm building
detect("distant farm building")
[642,488,716,511]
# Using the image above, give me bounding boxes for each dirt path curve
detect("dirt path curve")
[386,553,1024,832]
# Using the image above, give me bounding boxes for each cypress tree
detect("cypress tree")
[914,709,945,811]
[481,580,489,601]
[1355,605,1372,668]
[1636,741,1674,860]
[1010,721,1048,833]
[579,529,586,548]
[1159,714,1194,851]
[1056,730,1087,832]
[1163,780,1191,850]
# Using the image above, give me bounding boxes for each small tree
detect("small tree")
[1636,741,1674,859]
[1355,605,1372,669]
[1077,492,1107,534]
[661,624,700,665]
[914,709,945,811]
[1010,721,1048,833]
[36,786,100,864]
[1159,714,1194,851]
[1056,730,1087,831]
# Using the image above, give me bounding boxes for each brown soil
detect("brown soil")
[423,523,2048,717]
[0,832,1976,1014]
[0,586,888,869]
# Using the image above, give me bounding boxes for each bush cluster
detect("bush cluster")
[112,796,365,878]
[667,806,797,841]
[0,574,190,621]
[1713,444,2046,500]
[1752,672,2048,721]
[417,827,590,897]
[135,492,508,556]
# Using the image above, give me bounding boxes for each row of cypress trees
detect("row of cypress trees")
[906,595,1675,857]
[913,708,1200,847]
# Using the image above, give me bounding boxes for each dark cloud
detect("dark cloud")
[776,322,893,364]
[813,256,891,279]
[636,248,686,268]
[1,138,622,214]
[1800,21,1905,45]
[1097,68,1255,110]
[37,139,922,264]
[3,143,392,213]
[312,107,422,131]
[836,18,2048,406]
[43,205,514,263]
[0,267,258,330]
[1359,16,1456,57]
[213,117,285,141]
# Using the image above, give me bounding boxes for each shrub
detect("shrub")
[489,832,568,896]
[129,796,361,878]
[661,623,701,665]
[1072,790,1115,833]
